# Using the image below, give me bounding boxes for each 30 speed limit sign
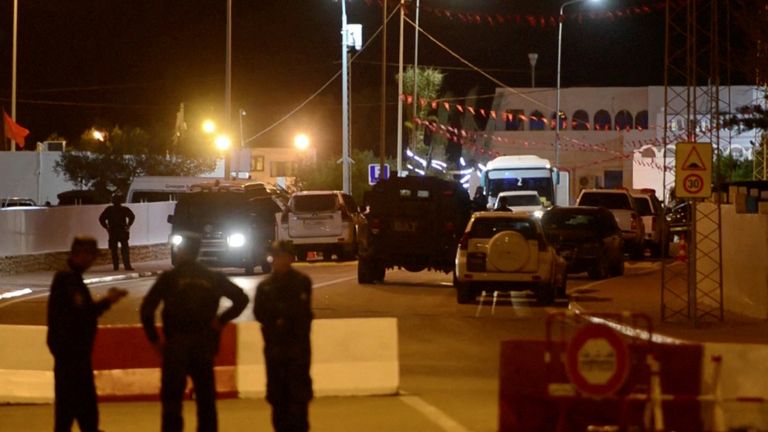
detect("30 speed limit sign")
[675,143,712,198]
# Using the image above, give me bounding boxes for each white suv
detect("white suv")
[454,212,567,305]
[278,191,363,261]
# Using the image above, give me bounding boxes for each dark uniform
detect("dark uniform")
[140,260,248,432]
[254,268,314,432]
[47,261,115,432]
[98,199,135,271]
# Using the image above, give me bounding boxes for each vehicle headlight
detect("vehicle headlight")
[227,233,247,248]
[533,210,544,218]
[170,234,183,246]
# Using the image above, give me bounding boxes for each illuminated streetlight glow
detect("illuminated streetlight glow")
[92,130,106,142]
[202,119,216,134]
[294,133,310,151]
[215,134,231,152]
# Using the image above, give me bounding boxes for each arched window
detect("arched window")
[505,109,525,131]
[635,110,649,130]
[551,111,567,130]
[615,110,633,130]
[529,110,545,130]
[572,110,590,130]
[594,110,612,131]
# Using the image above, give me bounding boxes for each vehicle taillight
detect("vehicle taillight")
[459,233,469,250]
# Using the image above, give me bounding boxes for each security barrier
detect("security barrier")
[0,318,400,404]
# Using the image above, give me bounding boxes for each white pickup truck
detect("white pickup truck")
[575,189,645,259]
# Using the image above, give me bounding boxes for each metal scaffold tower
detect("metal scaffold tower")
[661,0,728,325]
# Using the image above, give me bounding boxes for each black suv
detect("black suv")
[167,181,284,275]
[357,175,472,283]
[541,206,624,280]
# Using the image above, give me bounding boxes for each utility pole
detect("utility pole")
[379,0,388,178]
[11,0,19,152]
[224,0,233,179]
[396,0,405,175]
[342,0,351,193]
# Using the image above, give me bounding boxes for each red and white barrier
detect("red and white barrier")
[0,318,400,404]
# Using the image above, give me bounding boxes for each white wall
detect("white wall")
[0,151,76,205]
[720,204,768,319]
[0,202,174,256]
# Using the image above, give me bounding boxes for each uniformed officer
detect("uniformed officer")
[254,241,314,432]
[140,233,248,432]
[47,236,128,432]
[98,193,136,271]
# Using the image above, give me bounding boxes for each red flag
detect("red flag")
[3,111,30,149]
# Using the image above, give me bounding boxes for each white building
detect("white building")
[233,146,316,190]
[483,86,763,202]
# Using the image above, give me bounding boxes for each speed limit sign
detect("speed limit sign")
[675,143,712,198]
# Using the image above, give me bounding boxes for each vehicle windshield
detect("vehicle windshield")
[498,194,541,207]
[541,212,599,232]
[578,192,632,210]
[175,193,280,228]
[292,194,337,212]
[469,218,537,240]
[485,168,554,204]
[633,197,653,216]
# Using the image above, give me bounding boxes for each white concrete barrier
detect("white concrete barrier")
[0,318,400,403]
[0,325,54,403]
[237,318,400,398]
[0,202,174,256]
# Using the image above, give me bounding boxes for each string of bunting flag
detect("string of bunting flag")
[412,118,628,160]
[363,0,667,28]
[400,94,655,133]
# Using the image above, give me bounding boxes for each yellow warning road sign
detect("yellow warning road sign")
[675,142,712,198]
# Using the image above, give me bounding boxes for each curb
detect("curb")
[84,270,164,286]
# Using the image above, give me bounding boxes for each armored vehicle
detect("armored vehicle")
[357,175,471,283]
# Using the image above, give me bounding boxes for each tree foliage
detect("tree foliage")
[398,66,445,155]
[295,149,395,204]
[54,126,216,199]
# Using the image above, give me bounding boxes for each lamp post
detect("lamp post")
[410,0,421,153]
[555,0,599,171]
[341,0,351,194]
[10,0,18,152]
[237,109,246,178]
[528,53,538,88]
[224,0,233,179]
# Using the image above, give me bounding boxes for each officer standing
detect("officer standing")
[47,236,128,432]
[254,241,314,432]
[140,233,248,432]
[98,193,135,271]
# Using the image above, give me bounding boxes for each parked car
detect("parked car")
[631,190,669,257]
[575,189,645,259]
[454,212,567,305]
[493,190,545,217]
[168,182,282,275]
[541,206,624,279]
[357,175,471,283]
[1,197,38,208]
[278,190,363,261]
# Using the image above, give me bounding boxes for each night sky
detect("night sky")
[0,0,737,157]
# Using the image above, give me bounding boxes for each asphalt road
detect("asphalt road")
[0,260,650,431]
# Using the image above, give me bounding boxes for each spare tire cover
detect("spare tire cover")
[487,231,530,272]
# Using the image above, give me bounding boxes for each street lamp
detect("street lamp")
[294,133,310,152]
[202,119,217,134]
[215,134,231,152]
[555,0,600,180]
[92,130,106,142]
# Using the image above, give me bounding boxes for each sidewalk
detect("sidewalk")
[0,259,172,299]
[569,261,768,345]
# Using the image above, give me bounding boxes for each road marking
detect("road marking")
[314,276,357,288]
[399,394,472,432]
[0,290,48,309]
